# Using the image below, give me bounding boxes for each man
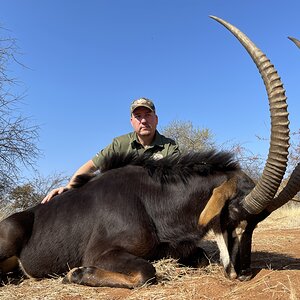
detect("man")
[42,97,179,203]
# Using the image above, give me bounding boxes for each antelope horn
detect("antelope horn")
[288,36,300,49]
[211,16,290,215]
[266,162,300,212]
[267,36,300,212]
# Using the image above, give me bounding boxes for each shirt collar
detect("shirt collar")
[130,130,164,149]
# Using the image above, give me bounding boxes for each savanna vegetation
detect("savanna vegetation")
[0,27,300,216]
[0,24,300,300]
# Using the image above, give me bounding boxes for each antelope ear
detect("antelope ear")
[211,16,290,215]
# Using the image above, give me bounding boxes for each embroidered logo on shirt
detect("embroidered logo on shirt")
[152,153,163,160]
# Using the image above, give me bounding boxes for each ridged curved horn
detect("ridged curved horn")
[266,36,300,212]
[288,36,300,49]
[211,16,290,215]
[267,162,300,212]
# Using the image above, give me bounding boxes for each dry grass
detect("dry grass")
[257,205,300,230]
[0,261,230,300]
[0,205,299,299]
[1,260,299,300]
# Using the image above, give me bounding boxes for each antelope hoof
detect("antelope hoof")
[238,269,252,281]
[225,264,237,280]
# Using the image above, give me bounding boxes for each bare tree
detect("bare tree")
[6,172,69,212]
[287,129,300,170]
[225,143,263,181]
[0,27,40,192]
[161,120,215,152]
[162,119,264,181]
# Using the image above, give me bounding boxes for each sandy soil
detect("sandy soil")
[0,216,299,300]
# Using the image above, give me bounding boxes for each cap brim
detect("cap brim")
[131,105,154,113]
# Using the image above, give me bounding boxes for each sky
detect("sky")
[1,0,300,179]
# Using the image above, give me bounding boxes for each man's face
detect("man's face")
[130,107,158,137]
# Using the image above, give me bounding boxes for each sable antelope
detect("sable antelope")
[0,16,296,287]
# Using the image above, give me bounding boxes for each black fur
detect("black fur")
[0,150,253,287]
[76,150,240,186]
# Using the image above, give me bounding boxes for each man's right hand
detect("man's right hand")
[41,187,69,204]
[41,160,97,204]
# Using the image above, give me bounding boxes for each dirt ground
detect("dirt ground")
[0,213,299,300]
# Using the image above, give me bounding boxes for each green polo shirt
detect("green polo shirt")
[92,130,179,170]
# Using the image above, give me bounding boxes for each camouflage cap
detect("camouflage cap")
[130,98,156,114]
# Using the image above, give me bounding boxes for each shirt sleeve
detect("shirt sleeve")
[92,138,120,170]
